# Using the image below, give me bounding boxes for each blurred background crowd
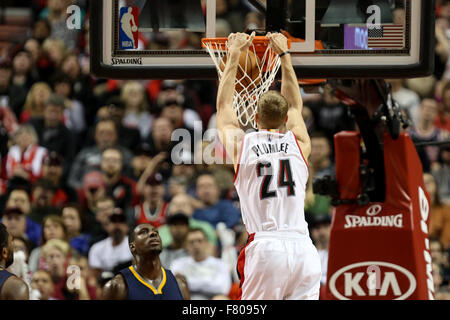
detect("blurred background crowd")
[0,0,449,300]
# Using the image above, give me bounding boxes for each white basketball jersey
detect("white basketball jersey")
[234,130,309,235]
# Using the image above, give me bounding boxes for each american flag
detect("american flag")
[368,25,404,49]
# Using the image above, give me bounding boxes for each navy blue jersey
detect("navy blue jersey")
[119,266,183,300]
[0,269,14,296]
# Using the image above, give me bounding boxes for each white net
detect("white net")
[203,38,282,129]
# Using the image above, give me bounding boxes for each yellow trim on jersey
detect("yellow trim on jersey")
[129,266,167,295]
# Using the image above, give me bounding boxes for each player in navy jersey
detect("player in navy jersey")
[102,223,183,300]
[0,223,29,300]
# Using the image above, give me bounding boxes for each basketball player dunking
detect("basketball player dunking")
[216,32,322,300]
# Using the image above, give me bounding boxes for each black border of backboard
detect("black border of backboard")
[90,0,435,80]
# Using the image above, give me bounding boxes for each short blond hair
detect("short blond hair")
[14,124,38,146]
[42,239,70,258]
[120,81,149,113]
[257,91,289,129]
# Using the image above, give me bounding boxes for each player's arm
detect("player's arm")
[1,276,30,300]
[267,33,311,159]
[102,274,128,300]
[216,32,255,171]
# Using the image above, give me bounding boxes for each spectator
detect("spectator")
[136,152,168,197]
[28,215,69,273]
[30,269,56,300]
[12,235,31,264]
[32,19,52,45]
[309,132,335,179]
[1,208,28,248]
[0,64,18,154]
[307,84,355,140]
[20,82,52,123]
[159,97,201,156]
[67,253,98,300]
[134,172,168,228]
[5,125,48,183]
[41,152,76,207]
[0,61,13,109]
[386,79,421,125]
[160,96,200,133]
[10,49,37,120]
[120,81,153,140]
[171,153,197,197]
[410,99,448,166]
[60,53,96,125]
[159,213,190,269]
[435,81,450,132]
[88,209,133,280]
[158,193,218,249]
[170,228,232,300]
[50,72,86,136]
[433,262,445,295]
[4,189,42,247]
[424,173,450,250]
[192,171,241,230]
[23,38,42,76]
[8,235,33,286]
[41,38,67,72]
[310,214,332,300]
[168,175,189,198]
[91,97,142,151]
[131,144,153,180]
[305,165,332,219]
[86,196,115,247]
[29,178,60,224]
[432,147,450,205]
[145,117,176,178]
[430,237,449,269]
[62,205,91,256]
[40,0,82,50]
[41,238,72,300]
[78,171,107,222]
[100,147,138,226]
[67,119,134,190]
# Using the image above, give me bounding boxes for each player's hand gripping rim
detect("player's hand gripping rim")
[227,32,256,54]
[267,32,289,56]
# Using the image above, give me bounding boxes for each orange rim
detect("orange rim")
[298,79,327,86]
[202,36,291,55]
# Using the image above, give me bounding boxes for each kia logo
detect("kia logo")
[329,261,417,300]
[366,204,382,216]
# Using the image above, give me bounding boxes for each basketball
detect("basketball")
[132,26,138,32]
[220,50,261,93]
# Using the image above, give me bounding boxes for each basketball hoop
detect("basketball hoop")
[202,36,291,129]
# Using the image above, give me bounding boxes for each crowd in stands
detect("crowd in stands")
[0,0,449,300]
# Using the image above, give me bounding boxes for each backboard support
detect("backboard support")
[90,0,435,80]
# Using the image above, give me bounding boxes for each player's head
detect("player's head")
[256,91,289,130]
[0,223,14,269]
[129,224,162,257]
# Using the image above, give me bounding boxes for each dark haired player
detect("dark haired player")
[0,223,29,300]
[102,223,183,300]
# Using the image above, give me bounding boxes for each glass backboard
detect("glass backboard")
[90,0,435,79]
